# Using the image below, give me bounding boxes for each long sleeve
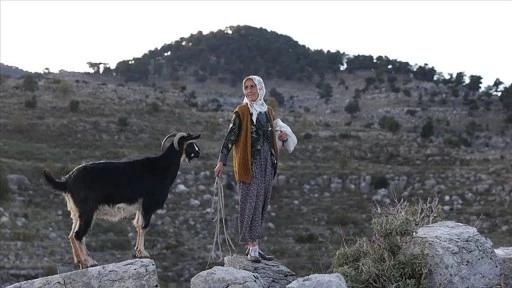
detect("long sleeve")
[218,111,241,165]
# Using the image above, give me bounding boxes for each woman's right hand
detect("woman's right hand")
[214,162,224,177]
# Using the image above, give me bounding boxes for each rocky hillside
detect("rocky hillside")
[0,69,511,287]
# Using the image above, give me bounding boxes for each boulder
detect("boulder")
[495,246,512,288]
[286,273,347,288]
[190,266,264,288]
[224,254,298,288]
[5,259,159,288]
[414,221,500,288]
[6,174,31,191]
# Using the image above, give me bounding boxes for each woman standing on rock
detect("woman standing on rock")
[214,75,289,263]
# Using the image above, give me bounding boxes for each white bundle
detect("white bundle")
[274,118,297,153]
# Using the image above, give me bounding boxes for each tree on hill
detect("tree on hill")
[500,84,512,111]
[466,75,483,92]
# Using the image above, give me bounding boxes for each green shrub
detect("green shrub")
[420,119,434,139]
[150,101,160,112]
[344,100,360,115]
[331,198,442,288]
[0,166,11,202]
[24,95,37,108]
[22,75,38,92]
[117,116,129,127]
[378,116,400,132]
[371,175,389,190]
[59,80,72,96]
[405,109,418,117]
[69,99,80,112]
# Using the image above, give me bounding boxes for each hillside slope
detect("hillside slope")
[0,70,511,287]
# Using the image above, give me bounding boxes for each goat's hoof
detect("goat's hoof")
[77,260,98,269]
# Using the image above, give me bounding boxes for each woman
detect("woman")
[214,75,288,263]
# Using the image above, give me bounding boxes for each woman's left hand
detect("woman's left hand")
[278,131,288,141]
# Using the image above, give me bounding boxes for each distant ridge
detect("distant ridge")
[0,63,30,78]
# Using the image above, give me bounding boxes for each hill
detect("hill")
[0,26,511,287]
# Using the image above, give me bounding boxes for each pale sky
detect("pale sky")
[1,1,511,87]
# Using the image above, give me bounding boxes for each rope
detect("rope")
[208,176,236,265]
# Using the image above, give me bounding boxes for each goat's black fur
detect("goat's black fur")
[43,132,200,268]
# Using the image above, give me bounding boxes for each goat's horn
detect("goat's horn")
[161,133,177,152]
[173,132,188,150]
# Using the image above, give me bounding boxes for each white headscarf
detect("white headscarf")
[242,75,268,123]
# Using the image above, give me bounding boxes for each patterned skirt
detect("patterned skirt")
[237,142,273,243]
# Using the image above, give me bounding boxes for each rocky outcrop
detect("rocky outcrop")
[5,222,510,288]
[414,221,501,288]
[224,254,297,287]
[191,255,346,288]
[495,247,512,288]
[286,273,347,288]
[190,266,265,288]
[5,259,159,288]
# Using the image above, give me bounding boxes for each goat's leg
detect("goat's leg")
[77,237,97,268]
[74,211,98,268]
[68,215,81,265]
[65,194,82,266]
[133,210,150,258]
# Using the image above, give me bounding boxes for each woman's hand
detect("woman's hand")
[214,162,224,177]
[278,131,288,142]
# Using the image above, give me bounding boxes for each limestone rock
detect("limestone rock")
[190,266,264,288]
[286,273,347,288]
[224,254,298,288]
[5,259,159,288]
[495,246,512,288]
[414,221,500,288]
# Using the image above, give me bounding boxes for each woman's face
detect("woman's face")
[244,79,259,103]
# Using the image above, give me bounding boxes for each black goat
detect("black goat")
[43,132,200,269]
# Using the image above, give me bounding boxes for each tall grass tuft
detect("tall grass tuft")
[331,197,442,288]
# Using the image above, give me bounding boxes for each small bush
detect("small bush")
[372,175,389,190]
[420,119,434,139]
[344,100,360,115]
[24,95,37,108]
[378,116,400,132]
[405,109,418,117]
[69,99,80,112]
[331,198,442,288]
[150,101,160,113]
[269,87,285,106]
[0,166,11,202]
[22,75,38,92]
[59,80,72,96]
[266,97,278,111]
[117,116,129,127]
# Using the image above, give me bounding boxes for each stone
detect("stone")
[5,259,159,288]
[414,221,500,288]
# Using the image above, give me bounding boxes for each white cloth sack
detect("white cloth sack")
[274,118,297,153]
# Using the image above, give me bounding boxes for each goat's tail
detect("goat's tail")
[43,169,67,192]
